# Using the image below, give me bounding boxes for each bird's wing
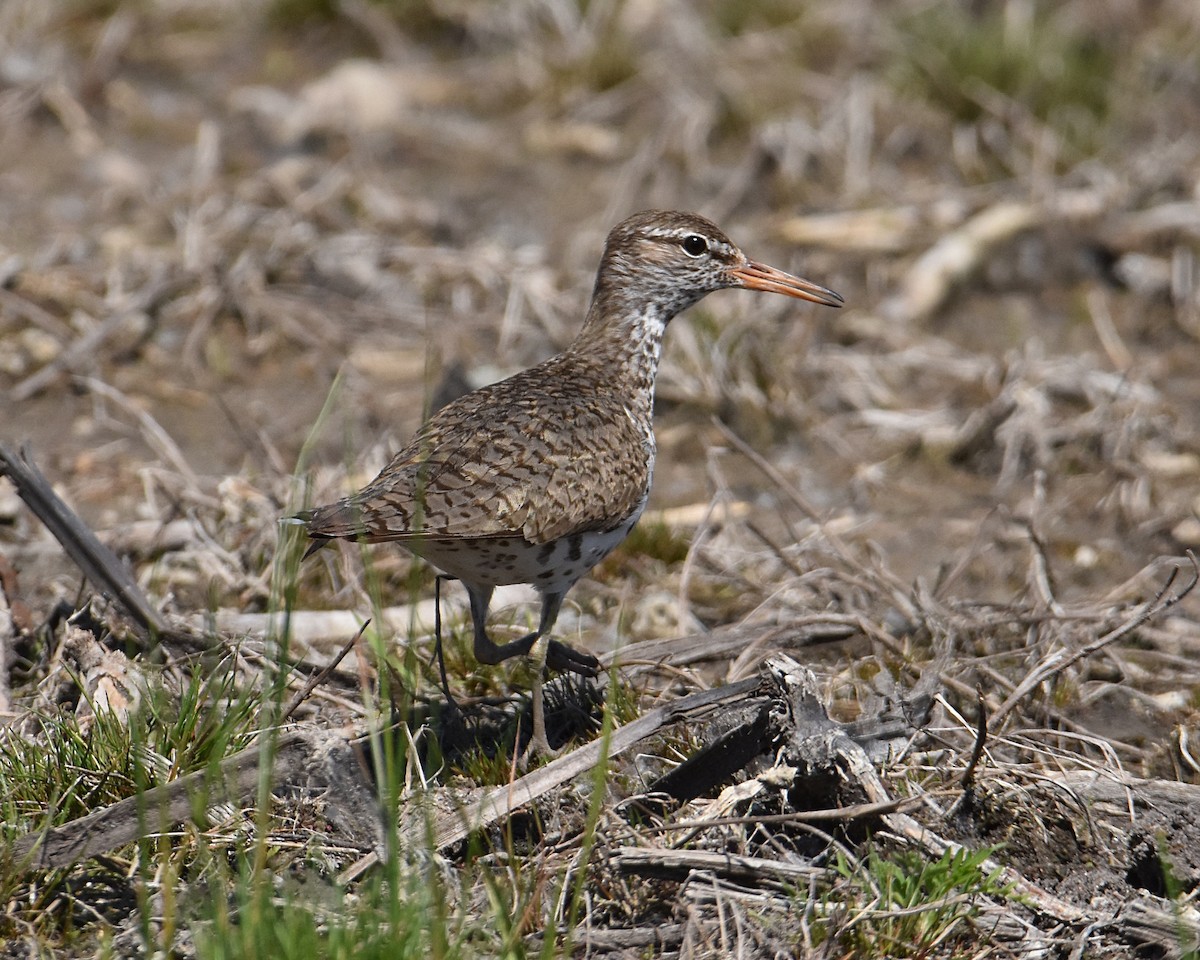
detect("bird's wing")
[508,398,652,544]
[303,374,651,546]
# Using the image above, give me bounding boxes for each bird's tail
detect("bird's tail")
[279,510,327,559]
[287,500,368,560]
[301,536,331,560]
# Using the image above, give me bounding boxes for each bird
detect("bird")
[298,210,843,756]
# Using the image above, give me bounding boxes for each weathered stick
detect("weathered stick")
[12,732,313,869]
[0,443,169,640]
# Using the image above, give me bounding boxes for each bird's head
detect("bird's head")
[595,210,844,317]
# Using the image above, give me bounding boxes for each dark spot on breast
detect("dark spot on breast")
[567,535,583,562]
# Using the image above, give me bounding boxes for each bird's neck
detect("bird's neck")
[569,286,675,420]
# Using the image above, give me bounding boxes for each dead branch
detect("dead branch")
[885,190,1108,324]
[613,846,821,886]
[649,795,922,834]
[400,677,762,852]
[0,443,169,641]
[887,202,1042,323]
[947,393,1017,467]
[11,729,380,870]
[775,205,930,253]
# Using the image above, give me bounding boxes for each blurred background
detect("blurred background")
[1,0,1199,632]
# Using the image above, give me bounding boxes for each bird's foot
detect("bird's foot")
[545,639,600,678]
[474,631,599,678]
[519,734,559,769]
[473,631,537,665]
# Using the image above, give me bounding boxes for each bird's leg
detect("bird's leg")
[527,678,551,762]
[463,584,556,756]
[466,583,525,663]
[430,574,459,710]
[463,585,604,758]
[523,591,565,758]
[464,585,598,759]
[465,585,598,676]
[465,580,600,676]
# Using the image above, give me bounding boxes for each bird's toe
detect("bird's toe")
[545,639,600,677]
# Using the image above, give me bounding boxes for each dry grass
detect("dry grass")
[2,0,1200,956]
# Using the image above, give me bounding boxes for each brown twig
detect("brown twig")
[946,685,989,819]
[990,553,1199,728]
[712,416,920,622]
[281,620,370,721]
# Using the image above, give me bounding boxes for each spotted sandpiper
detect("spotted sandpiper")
[299,210,843,755]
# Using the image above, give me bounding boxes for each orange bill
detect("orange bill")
[732,261,844,307]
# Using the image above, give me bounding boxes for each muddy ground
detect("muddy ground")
[2,1,1200,957]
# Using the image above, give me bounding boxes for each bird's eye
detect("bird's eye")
[681,235,708,257]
